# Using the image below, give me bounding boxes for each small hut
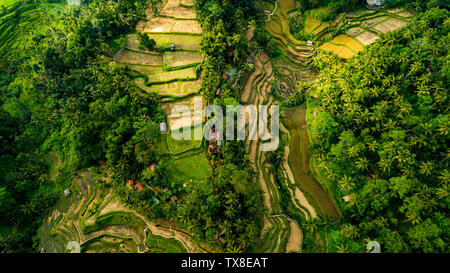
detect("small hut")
[135,183,144,192]
[307,40,314,45]
[170,195,178,202]
[64,189,71,197]
[160,122,168,133]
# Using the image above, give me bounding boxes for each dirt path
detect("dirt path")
[286,221,303,252]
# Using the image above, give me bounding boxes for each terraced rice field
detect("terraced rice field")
[162,95,205,131]
[166,151,212,184]
[147,33,202,51]
[39,170,202,253]
[163,124,203,155]
[116,0,203,98]
[264,0,313,68]
[0,2,62,55]
[144,17,202,34]
[243,0,345,253]
[114,49,163,65]
[241,50,306,253]
[136,78,202,97]
[282,107,340,218]
[160,0,197,19]
[163,51,203,69]
[313,6,413,58]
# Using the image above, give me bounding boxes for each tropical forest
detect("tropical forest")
[0,0,448,254]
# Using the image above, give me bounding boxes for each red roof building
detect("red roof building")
[135,183,144,192]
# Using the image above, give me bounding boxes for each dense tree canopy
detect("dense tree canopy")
[309,8,449,252]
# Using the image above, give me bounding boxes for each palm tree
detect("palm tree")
[367,140,378,152]
[339,175,354,191]
[224,205,235,219]
[318,215,335,252]
[305,218,318,237]
[341,224,359,240]
[378,158,392,174]
[419,161,433,176]
[438,170,450,185]
[336,244,350,253]
[0,233,9,250]
[356,157,369,172]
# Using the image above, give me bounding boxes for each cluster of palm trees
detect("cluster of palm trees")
[306,8,449,252]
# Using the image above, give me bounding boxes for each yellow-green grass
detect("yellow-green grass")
[249,216,290,253]
[1,0,21,7]
[372,18,408,33]
[278,0,297,12]
[147,33,201,51]
[304,13,322,34]
[355,30,379,46]
[311,21,331,35]
[133,66,197,84]
[136,78,201,97]
[0,3,62,54]
[82,211,146,234]
[114,49,163,65]
[319,42,356,59]
[328,34,364,52]
[128,64,163,75]
[165,125,203,154]
[145,229,188,253]
[81,234,139,253]
[163,51,203,69]
[166,152,212,184]
[265,0,308,49]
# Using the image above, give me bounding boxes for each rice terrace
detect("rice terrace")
[0,0,448,262]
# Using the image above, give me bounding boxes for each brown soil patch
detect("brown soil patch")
[161,0,197,19]
[171,20,202,33]
[285,221,302,252]
[396,11,413,18]
[363,16,388,27]
[346,27,364,37]
[372,18,407,33]
[114,49,163,65]
[144,17,176,33]
[355,31,379,45]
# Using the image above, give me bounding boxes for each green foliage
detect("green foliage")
[138,32,156,51]
[309,8,450,252]
[0,0,159,252]
[182,163,264,252]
